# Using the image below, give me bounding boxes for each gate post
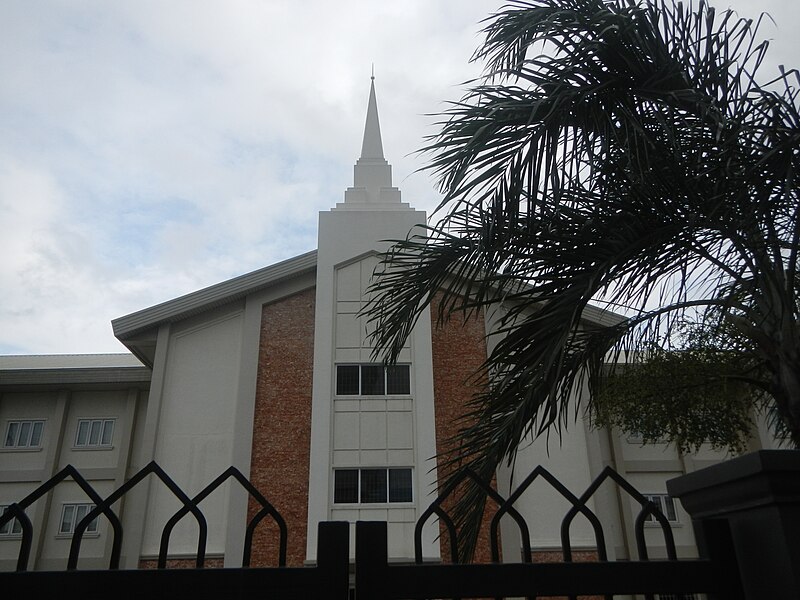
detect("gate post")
[317,521,351,600]
[667,450,800,600]
[355,521,388,600]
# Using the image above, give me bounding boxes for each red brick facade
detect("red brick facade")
[247,287,316,567]
[429,294,500,564]
[138,557,224,569]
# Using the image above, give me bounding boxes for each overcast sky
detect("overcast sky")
[1,1,798,355]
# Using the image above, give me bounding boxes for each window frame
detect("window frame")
[74,418,116,449]
[58,503,99,537]
[335,364,411,397]
[0,505,23,537]
[333,467,414,505]
[625,431,667,445]
[642,493,679,525]
[2,419,45,450]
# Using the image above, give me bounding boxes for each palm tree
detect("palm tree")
[363,0,800,559]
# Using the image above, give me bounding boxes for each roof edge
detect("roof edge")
[112,250,317,340]
[0,366,151,388]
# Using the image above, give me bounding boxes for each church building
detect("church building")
[0,80,781,571]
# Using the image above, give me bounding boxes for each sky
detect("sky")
[1,0,798,355]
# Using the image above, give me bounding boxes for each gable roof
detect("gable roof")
[112,250,317,342]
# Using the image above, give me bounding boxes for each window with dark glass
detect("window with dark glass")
[360,365,385,395]
[388,468,413,502]
[360,469,388,503]
[336,366,360,395]
[386,365,410,395]
[335,364,410,396]
[59,503,98,535]
[333,469,359,504]
[332,468,413,504]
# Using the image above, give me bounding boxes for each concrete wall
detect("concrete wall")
[139,305,244,559]
[0,382,146,571]
[307,206,439,561]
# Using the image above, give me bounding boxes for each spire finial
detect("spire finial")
[359,74,384,160]
[371,63,374,81]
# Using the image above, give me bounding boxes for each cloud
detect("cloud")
[0,0,796,353]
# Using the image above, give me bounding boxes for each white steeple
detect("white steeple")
[360,75,384,160]
[337,75,409,210]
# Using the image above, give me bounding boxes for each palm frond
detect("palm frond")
[364,0,800,561]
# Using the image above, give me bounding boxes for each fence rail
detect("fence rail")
[358,519,740,599]
[0,461,750,599]
[0,522,349,600]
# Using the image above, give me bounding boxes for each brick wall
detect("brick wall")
[429,294,500,564]
[247,287,316,567]
[138,557,225,569]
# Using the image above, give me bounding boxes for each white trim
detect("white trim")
[73,418,115,449]
[58,503,100,536]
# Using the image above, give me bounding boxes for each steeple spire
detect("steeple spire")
[360,75,384,160]
[337,75,409,211]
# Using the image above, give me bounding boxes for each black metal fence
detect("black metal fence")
[0,461,746,599]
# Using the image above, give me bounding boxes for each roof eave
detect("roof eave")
[112,250,318,341]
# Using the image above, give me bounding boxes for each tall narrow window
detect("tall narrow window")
[336,366,360,395]
[388,468,413,502]
[333,469,359,504]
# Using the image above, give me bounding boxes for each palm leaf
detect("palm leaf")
[364,0,800,561]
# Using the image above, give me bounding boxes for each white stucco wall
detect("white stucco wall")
[140,307,243,557]
[307,206,440,561]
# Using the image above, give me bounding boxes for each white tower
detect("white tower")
[305,78,440,560]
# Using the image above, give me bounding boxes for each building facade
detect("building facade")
[0,81,783,571]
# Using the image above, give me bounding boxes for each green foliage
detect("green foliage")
[594,345,757,454]
[594,317,771,454]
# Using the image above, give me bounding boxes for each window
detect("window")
[643,494,678,523]
[75,419,114,448]
[626,431,667,444]
[336,364,410,396]
[59,503,98,535]
[657,595,698,600]
[0,505,23,537]
[3,420,44,449]
[333,468,413,504]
